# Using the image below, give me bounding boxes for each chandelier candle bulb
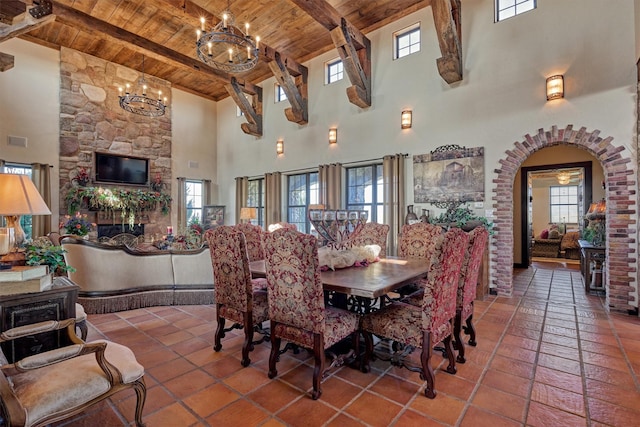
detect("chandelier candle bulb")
[245,23,249,36]
[200,17,205,31]
[196,29,201,42]
[247,45,251,59]
[207,42,212,56]
[223,13,228,29]
[256,36,260,49]
[229,48,233,62]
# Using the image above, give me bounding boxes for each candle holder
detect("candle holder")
[308,208,368,247]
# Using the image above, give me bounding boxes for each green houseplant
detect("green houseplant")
[430,204,493,233]
[25,237,75,276]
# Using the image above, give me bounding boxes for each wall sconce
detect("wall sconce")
[546,75,564,101]
[401,110,412,129]
[276,139,284,155]
[328,128,337,144]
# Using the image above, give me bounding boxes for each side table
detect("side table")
[0,276,78,363]
[578,240,605,293]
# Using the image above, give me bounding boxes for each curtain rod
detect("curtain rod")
[246,153,409,180]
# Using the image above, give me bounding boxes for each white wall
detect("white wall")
[0,39,61,227]
[216,0,638,226]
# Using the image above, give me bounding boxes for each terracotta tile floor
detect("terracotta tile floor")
[56,262,640,426]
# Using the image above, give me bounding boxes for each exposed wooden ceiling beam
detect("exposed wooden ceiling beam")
[0,11,55,44]
[50,1,231,87]
[0,52,15,71]
[432,0,462,84]
[0,0,26,25]
[225,77,263,137]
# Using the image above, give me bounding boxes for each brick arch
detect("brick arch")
[491,125,637,313]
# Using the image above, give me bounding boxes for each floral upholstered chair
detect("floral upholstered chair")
[360,227,469,399]
[453,226,489,363]
[205,226,269,367]
[395,222,444,295]
[263,228,360,400]
[348,222,390,257]
[235,223,265,262]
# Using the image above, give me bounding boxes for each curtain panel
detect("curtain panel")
[264,172,282,228]
[31,163,52,237]
[318,163,343,209]
[235,176,249,224]
[383,154,406,256]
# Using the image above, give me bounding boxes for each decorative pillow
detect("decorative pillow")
[539,229,549,239]
[548,229,560,239]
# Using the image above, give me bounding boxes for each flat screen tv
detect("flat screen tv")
[94,153,149,186]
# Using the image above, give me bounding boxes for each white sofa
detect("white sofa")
[61,238,214,313]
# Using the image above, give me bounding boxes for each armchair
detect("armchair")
[348,222,390,257]
[0,318,146,427]
[235,223,265,262]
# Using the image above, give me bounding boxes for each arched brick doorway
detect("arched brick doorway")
[491,125,637,313]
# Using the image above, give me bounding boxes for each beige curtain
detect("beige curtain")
[176,177,186,229]
[235,176,249,224]
[264,172,282,227]
[318,163,342,209]
[383,154,406,256]
[203,179,212,206]
[31,163,52,237]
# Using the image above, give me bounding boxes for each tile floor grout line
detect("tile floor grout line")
[572,269,592,426]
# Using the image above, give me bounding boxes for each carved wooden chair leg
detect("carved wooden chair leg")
[214,314,225,352]
[311,334,325,400]
[453,311,466,363]
[268,324,281,379]
[420,331,436,399]
[361,331,374,373]
[132,377,147,427]
[241,311,254,367]
[463,314,477,346]
[442,335,457,374]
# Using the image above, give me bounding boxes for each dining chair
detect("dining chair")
[395,222,444,295]
[453,226,489,363]
[360,227,469,399]
[205,226,269,367]
[348,222,390,257]
[235,222,265,261]
[263,227,360,400]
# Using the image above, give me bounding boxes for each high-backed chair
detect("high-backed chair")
[395,222,444,295]
[235,223,265,261]
[263,228,360,400]
[205,226,269,367]
[360,227,469,399]
[0,318,146,426]
[349,222,390,257]
[454,226,489,363]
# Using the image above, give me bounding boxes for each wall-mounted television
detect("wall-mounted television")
[94,152,149,186]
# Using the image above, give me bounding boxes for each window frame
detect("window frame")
[185,180,204,227]
[247,178,265,227]
[345,163,384,223]
[495,0,537,22]
[325,58,344,84]
[549,185,579,224]
[393,23,421,60]
[274,84,287,103]
[286,172,319,233]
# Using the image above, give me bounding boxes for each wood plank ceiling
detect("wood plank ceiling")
[0,0,459,102]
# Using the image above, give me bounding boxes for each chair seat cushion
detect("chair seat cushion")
[8,340,143,427]
[361,301,452,348]
[273,307,359,349]
[218,290,269,325]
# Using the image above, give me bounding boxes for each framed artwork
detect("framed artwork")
[413,145,485,204]
[203,205,225,230]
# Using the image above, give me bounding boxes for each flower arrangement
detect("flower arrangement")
[60,212,95,236]
[65,186,172,229]
[188,218,203,235]
[72,167,90,187]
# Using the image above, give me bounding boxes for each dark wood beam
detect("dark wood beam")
[225,77,263,137]
[0,11,54,44]
[50,1,231,82]
[0,0,26,25]
[0,52,15,71]
[290,0,371,108]
[432,0,462,84]
[268,51,308,125]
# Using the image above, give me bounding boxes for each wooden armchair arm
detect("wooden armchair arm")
[0,318,82,345]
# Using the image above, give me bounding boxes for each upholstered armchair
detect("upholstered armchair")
[395,222,444,295]
[205,226,269,367]
[235,223,265,262]
[453,226,489,363]
[263,228,360,400]
[0,318,146,427]
[348,222,390,257]
[361,227,469,399]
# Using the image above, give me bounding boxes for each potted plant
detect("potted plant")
[25,237,75,276]
[430,204,493,233]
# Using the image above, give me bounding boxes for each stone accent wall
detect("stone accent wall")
[59,47,172,235]
[492,125,637,313]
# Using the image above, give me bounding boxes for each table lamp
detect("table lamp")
[0,174,51,248]
[239,207,257,224]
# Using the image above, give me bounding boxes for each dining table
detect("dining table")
[249,256,430,300]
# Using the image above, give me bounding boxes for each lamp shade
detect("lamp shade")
[239,207,257,220]
[0,174,51,216]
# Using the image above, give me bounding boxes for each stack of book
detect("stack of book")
[0,266,52,296]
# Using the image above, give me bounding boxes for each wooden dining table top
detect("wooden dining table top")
[249,256,430,299]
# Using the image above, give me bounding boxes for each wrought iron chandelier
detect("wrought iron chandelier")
[556,171,571,185]
[195,3,260,74]
[118,56,167,117]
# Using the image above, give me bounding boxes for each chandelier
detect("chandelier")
[557,171,571,185]
[195,3,260,74]
[118,56,167,117]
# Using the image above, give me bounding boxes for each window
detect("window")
[287,172,319,233]
[1,163,32,240]
[394,24,420,59]
[274,84,287,103]
[247,178,265,227]
[496,0,536,22]
[346,164,384,223]
[185,180,203,226]
[549,185,578,223]
[326,59,343,84]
